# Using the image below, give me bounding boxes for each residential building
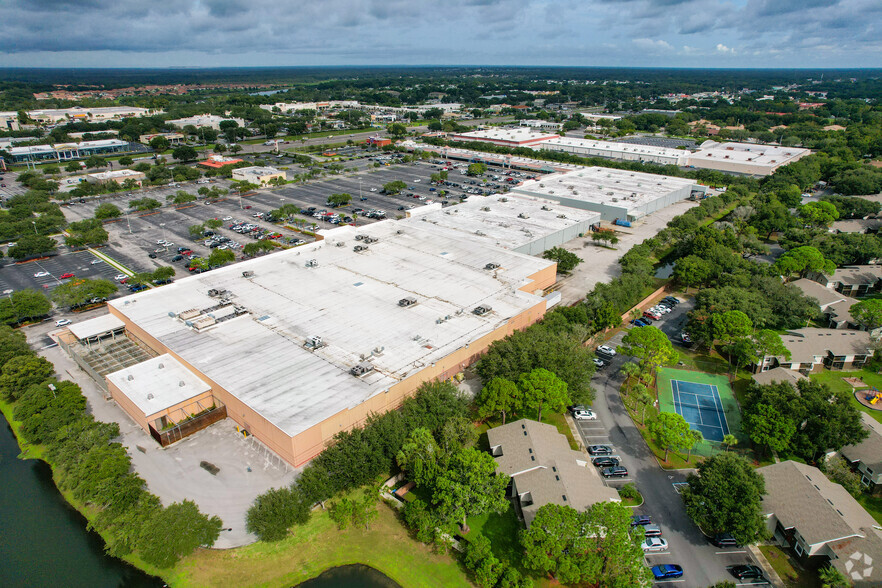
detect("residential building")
[86,169,147,187]
[167,114,246,131]
[231,166,286,186]
[829,219,882,235]
[763,328,873,375]
[512,166,706,222]
[487,419,619,527]
[789,278,868,333]
[809,266,882,297]
[841,413,882,489]
[62,220,557,467]
[7,139,132,163]
[759,460,882,586]
[751,366,807,388]
[686,140,811,177]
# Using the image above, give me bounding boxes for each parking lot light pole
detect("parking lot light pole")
[160,223,167,242]
[31,220,37,235]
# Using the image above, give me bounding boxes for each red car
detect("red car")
[60,272,75,279]
[243,205,252,209]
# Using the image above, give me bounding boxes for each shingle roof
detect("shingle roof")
[841,412,882,474]
[829,266,882,286]
[487,419,619,526]
[759,461,875,552]
[791,278,851,309]
[751,367,807,388]
[779,328,872,364]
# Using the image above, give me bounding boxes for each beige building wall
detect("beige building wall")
[108,265,552,466]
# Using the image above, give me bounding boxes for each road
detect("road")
[573,302,770,588]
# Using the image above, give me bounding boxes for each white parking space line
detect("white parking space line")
[654,580,685,584]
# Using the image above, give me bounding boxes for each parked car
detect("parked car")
[643,311,661,320]
[601,466,628,478]
[711,533,740,548]
[573,409,597,421]
[55,319,72,327]
[33,271,50,278]
[588,445,613,455]
[59,272,75,279]
[651,565,683,580]
[630,514,652,527]
[592,358,606,368]
[592,457,619,467]
[727,565,764,580]
[148,253,157,259]
[596,345,616,357]
[643,524,662,537]
[663,296,680,305]
[568,404,590,414]
[90,259,102,265]
[631,318,648,327]
[114,274,127,281]
[641,537,669,552]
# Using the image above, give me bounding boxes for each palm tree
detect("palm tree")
[722,434,737,453]
[684,429,704,463]
[621,362,640,394]
[633,384,654,424]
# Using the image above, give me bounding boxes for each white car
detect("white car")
[597,345,617,357]
[414,179,421,182]
[33,271,50,278]
[223,216,233,221]
[55,319,72,327]
[370,188,377,192]
[114,274,127,281]
[641,537,668,552]
[90,259,102,265]
[574,409,597,421]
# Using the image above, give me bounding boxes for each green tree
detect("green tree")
[673,254,712,288]
[648,412,690,462]
[432,447,509,532]
[722,434,738,452]
[518,368,570,423]
[84,155,106,169]
[65,218,108,247]
[798,201,839,229]
[327,193,352,207]
[619,326,678,378]
[712,310,753,347]
[818,564,851,588]
[477,377,520,424]
[744,403,796,455]
[8,234,56,260]
[118,156,134,166]
[683,429,704,463]
[65,161,82,173]
[396,428,446,488]
[136,500,222,568]
[824,456,862,497]
[203,218,223,230]
[387,123,407,139]
[382,180,407,195]
[172,145,198,162]
[207,248,235,267]
[245,485,311,541]
[188,224,205,239]
[541,247,582,273]
[633,383,655,424]
[148,136,170,153]
[0,354,54,401]
[682,453,767,546]
[51,278,117,309]
[9,289,51,322]
[467,163,487,176]
[850,298,882,331]
[0,326,33,368]
[774,245,836,278]
[94,203,122,219]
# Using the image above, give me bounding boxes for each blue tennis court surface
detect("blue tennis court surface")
[671,379,730,442]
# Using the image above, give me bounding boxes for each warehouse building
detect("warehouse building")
[231,166,286,185]
[513,167,706,222]
[167,114,246,131]
[26,106,159,124]
[686,140,811,176]
[86,169,147,187]
[408,194,600,255]
[7,139,132,163]
[450,127,561,148]
[536,136,687,166]
[84,220,555,466]
[0,111,20,131]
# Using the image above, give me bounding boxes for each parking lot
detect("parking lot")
[0,248,130,300]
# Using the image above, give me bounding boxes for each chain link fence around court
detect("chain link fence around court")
[656,367,747,460]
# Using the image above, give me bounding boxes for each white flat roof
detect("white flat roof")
[107,354,212,416]
[12,139,131,155]
[233,166,282,175]
[539,136,687,160]
[68,314,126,340]
[453,128,560,144]
[513,167,698,209]
[688,140,810,168]
[109,220,552,437]
[409,194,600,250]
[88,169,144,180]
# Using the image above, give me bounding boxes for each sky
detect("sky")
[0,0,879,69]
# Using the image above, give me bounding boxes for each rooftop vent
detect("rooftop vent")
[518,213,529,219]
[242,270,255,278]
[399,297,417,307]
[353,245,368,252]
[305,259,318,268]
[127,374,134,381]
[158,363,164,369]
[304,335,325,350]
[473,305,492,316]
[147,393,154,400]
[350,362,374,377]
[485,262,500,270]
[336,242,345,247]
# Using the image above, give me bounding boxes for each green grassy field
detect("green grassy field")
[810,369,882,424]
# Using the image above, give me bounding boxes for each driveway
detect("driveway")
[579,327,770,587]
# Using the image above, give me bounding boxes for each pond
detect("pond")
[296,564,401,588]
[0,417,164,588]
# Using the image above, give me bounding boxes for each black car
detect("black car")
[711,533,740,548]
[663,296,680,305]
[727,565,765,580]
[601,466,628,478]
[588,445,613,456]
[171,254,184,262]
[148,253,157,258]
[592,457,619,467]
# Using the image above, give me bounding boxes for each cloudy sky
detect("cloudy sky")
[0,0,879,68]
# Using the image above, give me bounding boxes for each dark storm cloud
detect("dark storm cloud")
[0,0,877,67]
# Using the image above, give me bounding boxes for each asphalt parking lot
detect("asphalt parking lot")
[0,249,127,300]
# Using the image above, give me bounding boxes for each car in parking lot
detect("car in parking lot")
[90,259,102,265]
[630,514,652,527]
[601,466,628,478]
[651,564,683,580]
[55,319,72,327]
[34,271,50,278]
[114,274,127,281]
[148,253,157,258]
[711,533,740,548]
[727,565,764,580]
[592,358,606,368]
[573,409,597,421]
[592,456,619,467]
[588,445,613,455]
[641,537,668,552]
[643,524,662,537]
[643,311,661,320]
[596,345,616,356]
[663,296,680,305]
[59,272,75,279]
[631,318,649,327]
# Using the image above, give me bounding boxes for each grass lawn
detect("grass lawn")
[857,493,882,526]
[759,545,821,588]
[461,504,523,565]
[166,502,471,588]
[810,369,882,424]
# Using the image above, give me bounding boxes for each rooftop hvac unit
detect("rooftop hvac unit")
[500,197,508,202]
[473,305,492,316]
[208,288,228,297]
[481,206,490,211]
[353,245,368,252]
[485,262,500,270]
[363,237,377,244]
[399,297,417,307]
[336,242,345,247]
[541,205,551,210]
[304,335,325,350]
[557,214,567,219]
[518,213,529,218]
[355,234,366,241]
[305,259,318,267]
[350,362,373,377]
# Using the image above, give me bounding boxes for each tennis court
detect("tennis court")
[657,368,744,456]
[671,379,729,442]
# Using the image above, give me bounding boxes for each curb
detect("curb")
[87,248,136,278]
[749,544,786,588]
